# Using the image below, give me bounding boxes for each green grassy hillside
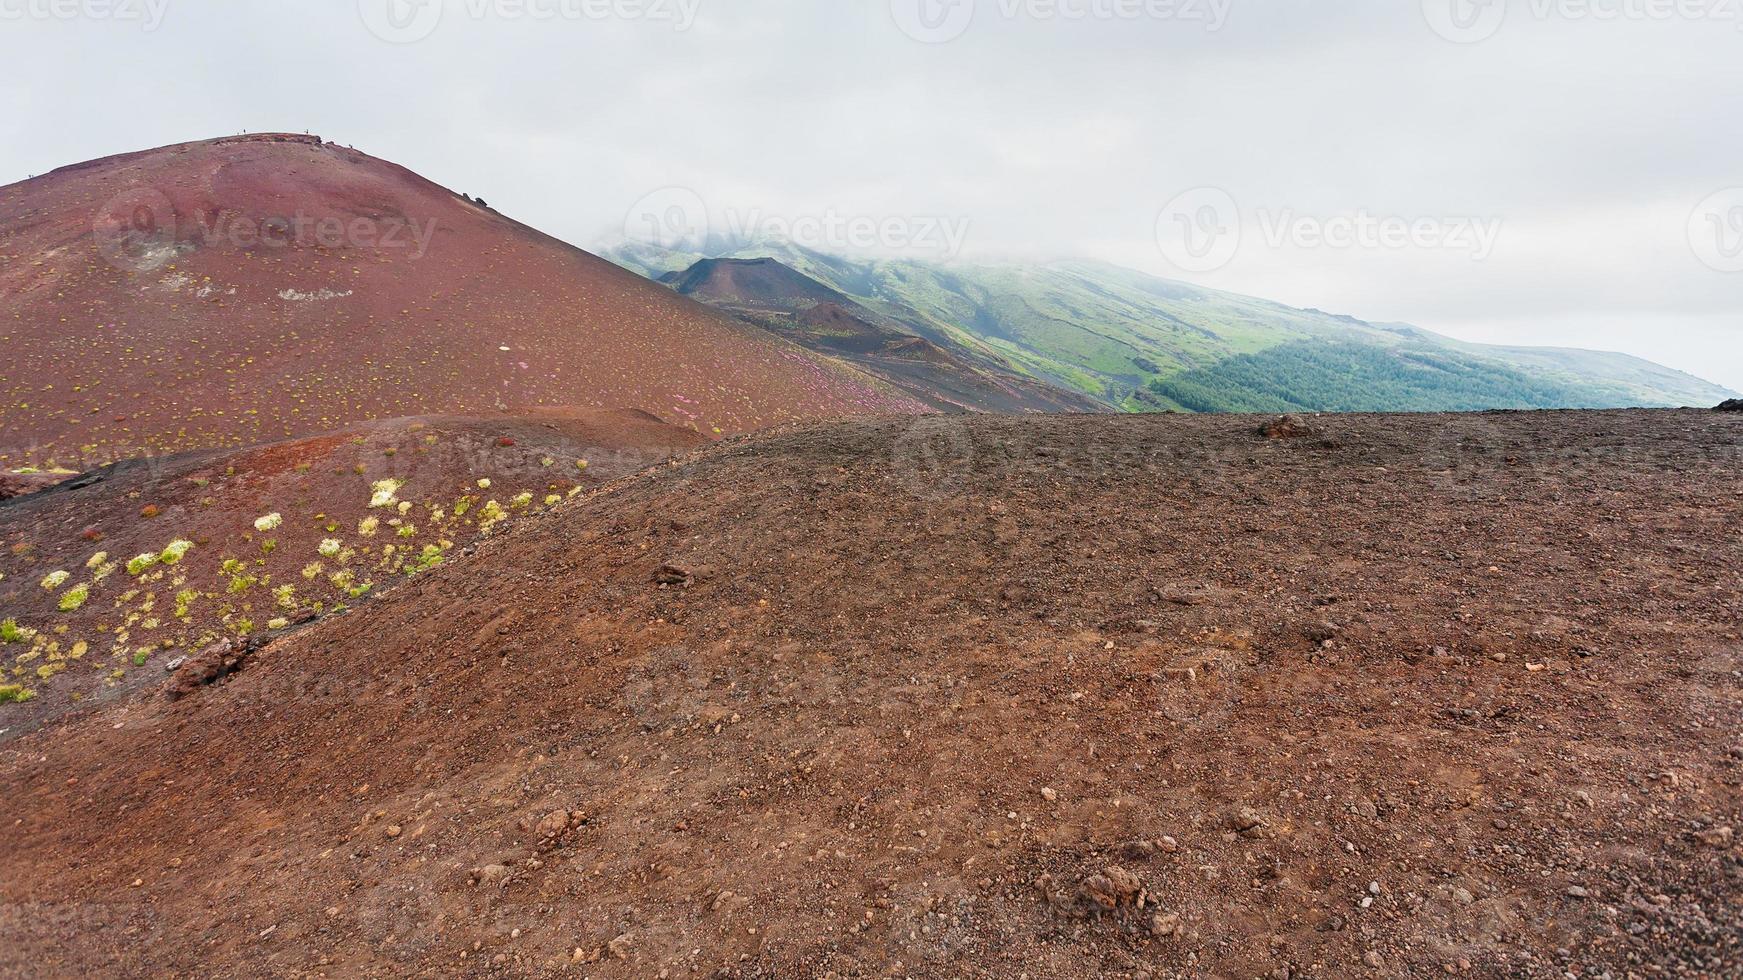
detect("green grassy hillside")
[1147,340,1604,414]
[604,240,1737,413]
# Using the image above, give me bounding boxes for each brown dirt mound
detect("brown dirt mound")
[0,407,706,738]
[1260,414,1316,439]
[1,410,1741,978]
[0,135,925,468]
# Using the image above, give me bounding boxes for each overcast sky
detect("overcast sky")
[2,0,1739,390]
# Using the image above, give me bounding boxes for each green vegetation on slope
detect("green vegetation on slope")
[604,240,1737,413]
[1148,341,1603,414]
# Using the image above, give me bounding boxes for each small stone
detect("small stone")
[1566,885,1590,899]
[1231,807,1266,834]
[1158,835,1179,853]
[1040,787,1058,802]
[607,934,634,960]
[384,825,402,839]
[1696,826,1734,848]
[1363,951,1385,969]
[1121,839,1157,861]
[1079,866,1145,910]
[1149,912,1180,937]
[536,810,571,839]
[1451,887,1474,905]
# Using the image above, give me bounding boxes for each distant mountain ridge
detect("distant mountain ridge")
[658,257,1102,414]
[605,239,1737,413]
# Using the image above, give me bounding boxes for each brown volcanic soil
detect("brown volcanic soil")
[2,410,1741,978]
[0,407,706,740]
[0,135,924,467]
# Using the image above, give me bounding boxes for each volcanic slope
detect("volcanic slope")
[663,257,1103,414]
[2,410,1740,977]
[0,134,924,467]
[0,407,706,739]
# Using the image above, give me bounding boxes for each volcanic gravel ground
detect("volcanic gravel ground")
[1,410,1740,978]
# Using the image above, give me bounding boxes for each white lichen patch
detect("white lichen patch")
[277,288,354,303]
